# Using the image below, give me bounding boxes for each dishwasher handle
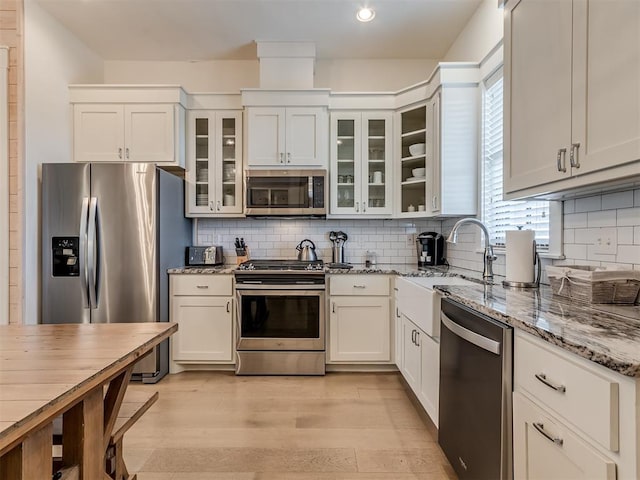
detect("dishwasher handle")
[441,312,501,355]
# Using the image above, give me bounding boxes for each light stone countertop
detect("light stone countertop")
[167,262,640,376]
[436,283,640,377]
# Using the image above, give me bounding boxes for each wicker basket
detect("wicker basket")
[546,265,640,304]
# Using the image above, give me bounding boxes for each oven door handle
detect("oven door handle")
[235,284,326,291]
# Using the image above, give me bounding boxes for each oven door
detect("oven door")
[236,288,325,351]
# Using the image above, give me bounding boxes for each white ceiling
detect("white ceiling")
[34,0,483,61]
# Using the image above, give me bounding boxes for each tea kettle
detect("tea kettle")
[296,239,318,261]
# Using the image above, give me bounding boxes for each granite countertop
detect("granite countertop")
[168,266,236,274]
[436,283,640,378]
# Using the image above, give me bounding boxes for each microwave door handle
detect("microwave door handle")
[79,197,90,309]
[308,176,313,208]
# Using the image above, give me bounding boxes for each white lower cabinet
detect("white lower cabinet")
[169,274,234,373]
[513,330,640,480]
[328,296,390,362]
[327,275,392,363]
[513,392,616,480]
[400,314,439,427]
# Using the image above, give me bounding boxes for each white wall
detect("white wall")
[103,58,438,93]
[443,0,504,62]
[315,59,439,92]
[24,0,104,324]
[104,60,259,92]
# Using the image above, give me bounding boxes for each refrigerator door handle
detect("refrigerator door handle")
[79,197,90,309]
[87,196,98,309]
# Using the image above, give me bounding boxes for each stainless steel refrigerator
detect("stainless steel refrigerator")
[41,163,192,383]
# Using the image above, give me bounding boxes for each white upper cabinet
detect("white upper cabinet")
[504,0,640,198]
[246,106,328,167]
[330,111,393,216]
[397,83,478,218]
[185,110,243,217]
[70,86,186,167]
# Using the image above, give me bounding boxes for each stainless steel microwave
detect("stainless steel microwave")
[245,169,326,217]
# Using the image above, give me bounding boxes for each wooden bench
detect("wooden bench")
[52,389,158,480]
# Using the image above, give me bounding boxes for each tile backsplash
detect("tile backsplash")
[196,218,441,265]
[443,188,640,279]
[195,188,640,274]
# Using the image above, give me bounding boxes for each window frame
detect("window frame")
[479,64,564,258]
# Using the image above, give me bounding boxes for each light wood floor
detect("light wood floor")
[124,372,457,480]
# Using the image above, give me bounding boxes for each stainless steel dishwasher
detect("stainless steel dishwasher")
[438,298,513,480]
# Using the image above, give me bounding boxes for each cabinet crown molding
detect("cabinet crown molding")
[69,85,188,106]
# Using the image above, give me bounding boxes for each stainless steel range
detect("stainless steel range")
[234,259,326,375]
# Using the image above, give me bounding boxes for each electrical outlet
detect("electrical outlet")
[406,233,415,247]
[592,228,617,255]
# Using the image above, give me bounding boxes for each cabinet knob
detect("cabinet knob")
[570,143,580,169]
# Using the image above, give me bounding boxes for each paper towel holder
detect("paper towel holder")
[502,240,541,289]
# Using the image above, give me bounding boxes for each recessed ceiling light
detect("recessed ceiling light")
[356,7,375,22]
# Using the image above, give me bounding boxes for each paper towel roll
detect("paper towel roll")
[506,230,536,283]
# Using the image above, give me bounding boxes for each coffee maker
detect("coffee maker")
[416,232,446,267]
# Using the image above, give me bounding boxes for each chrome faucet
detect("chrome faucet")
[446,218,497,281]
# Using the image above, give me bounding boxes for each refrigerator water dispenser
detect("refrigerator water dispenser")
[51,236,80,277]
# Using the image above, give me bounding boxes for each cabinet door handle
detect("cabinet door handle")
[353,285,366,289]
[226,301,231,313]
[216,200,221,211]
[556,148,567,172]
[196,285,209,289]
[534,373,566,393]
[533,422,564,447]
[396,307,400,318]
[363,203,367,212]
[411,329,416,345]
[279,152,284,164]
[332,302,335,313]
[118,147,123,159]
[209,201,214,211]
[355,202,359,212]
[287,152,291,164]
[125,147,130,159]
[415,331,420,346]
[432,195,438,210]
[570,143,580,169]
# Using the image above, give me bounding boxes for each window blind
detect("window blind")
[482,72,550,248]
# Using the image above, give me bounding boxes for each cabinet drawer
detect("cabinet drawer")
[329,275,390,296]
[171,274,233,296]
[513,391,616,480]
[515,332,619,452]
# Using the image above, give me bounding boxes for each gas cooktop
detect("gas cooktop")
[236,259,325,272]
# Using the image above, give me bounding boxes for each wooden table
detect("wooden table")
[0,322,177,480]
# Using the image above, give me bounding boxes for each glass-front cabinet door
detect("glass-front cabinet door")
[398,103,429,217]
[186,110,243,216]
[330,111,392,216]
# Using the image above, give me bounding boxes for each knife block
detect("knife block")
[235,248,249,265]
